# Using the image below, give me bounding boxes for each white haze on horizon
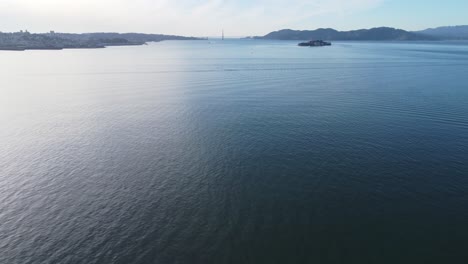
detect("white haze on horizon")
[2,0,466,36]
[0,0,385,36]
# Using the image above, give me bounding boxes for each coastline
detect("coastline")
[0,42,145,51]
[0,31,202,51]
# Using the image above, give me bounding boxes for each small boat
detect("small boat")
[298,40,332,47]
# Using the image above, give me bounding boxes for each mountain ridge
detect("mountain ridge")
[415,25,468,39]
[255,27,438,41]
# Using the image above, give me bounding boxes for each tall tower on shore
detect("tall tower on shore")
[222,29,224,40]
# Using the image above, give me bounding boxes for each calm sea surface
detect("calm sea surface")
[1,40,468,263]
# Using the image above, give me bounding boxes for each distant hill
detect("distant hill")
[256,27,438,41]
[416,26,468,40]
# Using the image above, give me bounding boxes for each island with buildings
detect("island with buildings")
[0,31,201,51]
[298,40,332,47]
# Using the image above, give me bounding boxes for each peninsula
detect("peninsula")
[0,31,201,51]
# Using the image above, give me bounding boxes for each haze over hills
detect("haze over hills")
[255,27,438,41]
[416,26,468,40]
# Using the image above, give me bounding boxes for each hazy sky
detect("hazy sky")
[0,0,467,36]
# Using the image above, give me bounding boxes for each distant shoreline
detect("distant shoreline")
[251,26,468,41]
[0,31,202,51]
[0,42,154,51]
[0,43,140,51]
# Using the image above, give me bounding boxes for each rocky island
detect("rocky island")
[0,31,201,51]
[298,40,332,47]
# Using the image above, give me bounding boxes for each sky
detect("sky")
[0,0,467,36]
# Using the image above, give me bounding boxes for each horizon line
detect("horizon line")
[2,24,467,38]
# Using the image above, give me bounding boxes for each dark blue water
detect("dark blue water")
[1,40,468,263]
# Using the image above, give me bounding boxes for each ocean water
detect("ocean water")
[1,40,468,263]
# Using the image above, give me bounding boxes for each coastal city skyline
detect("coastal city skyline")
[1,0,467,36]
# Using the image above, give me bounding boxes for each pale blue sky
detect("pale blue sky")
[0,0,466,36]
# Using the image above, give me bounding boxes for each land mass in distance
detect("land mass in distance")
[0,31,202,51]
[2,25,468,51]
[252,26,468,41]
